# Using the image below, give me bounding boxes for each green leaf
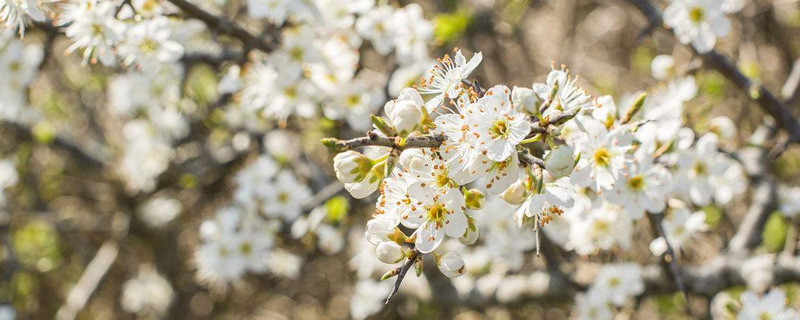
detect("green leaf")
[763,211,788,253]
[325,196,350,224]
[702,205,723,229]
[434,11,471,43]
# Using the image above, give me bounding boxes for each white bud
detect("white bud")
[651,55,675,81]
[365,217,396,245]
[388,100,423,135]
[375,241,404,264]
[437,252,466,278]
[333,151,371,183]
[501,180,529,205]
[708,116,736,139]
[459,227,479,245]
[544,145,575,179]
[512,86,539,114]
[464,189,485,210]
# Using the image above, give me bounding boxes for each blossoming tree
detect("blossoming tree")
[2,0,800,319]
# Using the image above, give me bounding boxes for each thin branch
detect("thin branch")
[782,59,800,106]
[166,0,277,53]
[624,0,800,143]
[325,131,446,151]
[385,250,419,304]
[55,241,119,320]
[645,211,690,306]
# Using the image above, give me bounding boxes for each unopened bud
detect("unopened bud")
[620,92,647,124]
[321,138,341,151]
[388,100,423,135]
[464,189,485,210]
[371,115,396,137]
[437,252,466,278]
[544,145,575,179]
[512,86,540,114]
[333,151,372,183]
[376,241,405,264]
[501,179,529,205]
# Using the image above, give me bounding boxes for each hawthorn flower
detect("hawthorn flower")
[60,0,123,66]
[355,5,396,54]
[118,17,184,67]
[570,117,631,191]
[513,176,575,229]
[418,49,482,111]
[674,133,730,206]
[663,0,731,53]
[532,68,592,118]
[345,147,389,199]
[402,182,468,253]
[263,170,312,221]
[606,150,672,219]
[573,289,614,320]
[470,85,531,162]
[738,288,800,320]
[570,201,633,255]
[650,204,707,256]
[511,86,539,114]
[0,0,46,36]
[591,263,644,306]
[391,3,434,65]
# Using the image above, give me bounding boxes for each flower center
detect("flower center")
[490,119,509,139]
[239,242,253,256]
[627,175,645,191]
[427,202,449,228]
[692,161,707,177]
[608,277,621,288]
[689,6,705,24]
[760,312,772,320]
[289,47,305,61]
[346,94,361,108]
[593,148,611,167]
[139,38,158,54]
[277,192,289,204]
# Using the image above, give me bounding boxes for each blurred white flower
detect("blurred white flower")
[664,0,731,53]
[139,197,182,228]
[121,266,174,317]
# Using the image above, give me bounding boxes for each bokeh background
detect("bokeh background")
[2,0,800,319]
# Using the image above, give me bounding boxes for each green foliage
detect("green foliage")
[186,65,219,106]
[325,195,350,224]
[702,205,723,229]
[762,212,788,253]
[697,72,726,99]
[652,292,689,319]
[632,47,654,76]
[434,11,472,44]
[12,220,62,272]
[738,61,761,81]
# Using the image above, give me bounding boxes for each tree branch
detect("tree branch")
[385,250,420,304]
[166,0,277,53]
[624,0,800,143]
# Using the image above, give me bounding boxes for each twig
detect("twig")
[782,59,800,106]
[624,0,800,143]
[166,0,277,53]
[55,241,120,320]
[325,132,446,151]
[518,152,546,169]
[385,250,419,304]
[645,211,690,307]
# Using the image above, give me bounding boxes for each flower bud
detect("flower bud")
[388,100,423,135]
[544,145,575,179]
[512,86,539,114]
[437,252,466,278]
[365,217,397,245]
[459,226,479,245]
[375,241,405,264]
[501,179,529,205]
[333,151,371,183]
[464,189,485,210]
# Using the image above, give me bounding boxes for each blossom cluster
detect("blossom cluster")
[326,48,751,317]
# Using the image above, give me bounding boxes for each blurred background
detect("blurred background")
[2,0,800,319]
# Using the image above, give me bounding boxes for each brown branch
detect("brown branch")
[385,250,420,304]
[325,131,446,151]
[166,0,277,53]
[645,211,690,307]
[624,0,800,143]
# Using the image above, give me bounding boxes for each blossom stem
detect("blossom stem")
[385,249,420,304]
